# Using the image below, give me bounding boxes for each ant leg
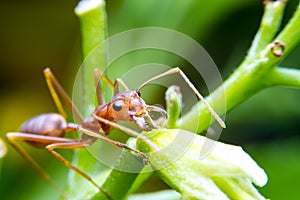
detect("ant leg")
[77,125,151,164]
[93,68,129,96]
[113,78,129,95]
[94,68,115,105]
[94,69,104,105]
[91,114,159,152]
[6,133,77,197]
[6,132,111,200]
[94,68,114,89]
[46,142,111,200]
[136,67,226,128]
[94,68,130,101]
[43,68,83,124]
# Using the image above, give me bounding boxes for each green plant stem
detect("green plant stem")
[276,4,300,57]
[67,1,109,199]
[246,0,286,62]
[178,1,300,133]
[75,1,152,199]
[75,0,107,59]
[75,0,107,116]
[90,138,149,200]
[265,66,300,87]
[166,86,182,128]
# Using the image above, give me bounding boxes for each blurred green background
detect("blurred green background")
[0,0,299,199]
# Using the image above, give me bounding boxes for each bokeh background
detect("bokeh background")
[0,0,299,199]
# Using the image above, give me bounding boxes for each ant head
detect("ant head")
[106,90,145,121]
[97,90,167,131]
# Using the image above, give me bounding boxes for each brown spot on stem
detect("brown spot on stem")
[271,40,285,57]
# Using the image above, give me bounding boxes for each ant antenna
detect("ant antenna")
[136,67,226,128]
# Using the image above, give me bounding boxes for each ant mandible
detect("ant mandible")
[6,67,225,199]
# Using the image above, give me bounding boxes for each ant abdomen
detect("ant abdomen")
[20,113,67,139]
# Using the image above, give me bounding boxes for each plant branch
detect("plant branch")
[276,1,300,57]
[265,66,300,88]
[178,1,300,133]
[246,0,286,63]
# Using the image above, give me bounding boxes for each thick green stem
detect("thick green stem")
[75,1,152,199]
[75,0,107,59]
[178,1,300,133]
[67,1,109,199]
[75,0,107,116]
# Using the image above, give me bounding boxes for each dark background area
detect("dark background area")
[0,0,299,199]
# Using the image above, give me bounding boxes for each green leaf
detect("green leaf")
[137,129,267,200]
[128,190,180,200]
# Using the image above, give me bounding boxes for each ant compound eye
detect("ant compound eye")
[112,102,123,111]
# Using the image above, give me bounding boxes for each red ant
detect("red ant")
[6,67,225,199]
